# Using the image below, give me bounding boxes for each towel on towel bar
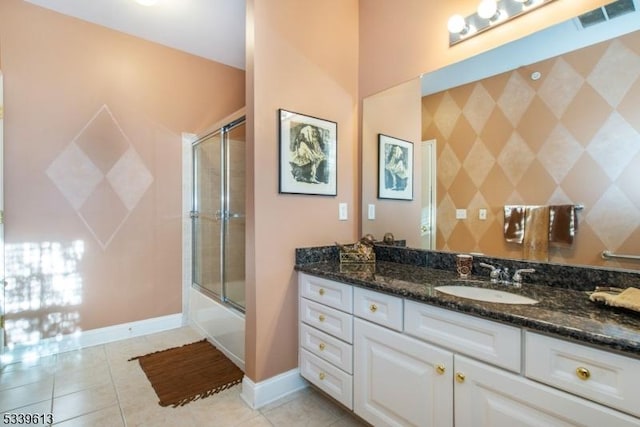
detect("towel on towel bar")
[504,206,526,244]
[523,206,550,262]
[549,204,578,246]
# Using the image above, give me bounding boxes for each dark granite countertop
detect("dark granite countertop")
[295,260,640,359]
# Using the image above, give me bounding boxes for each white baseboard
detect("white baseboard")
[1,313,184,365]
[240,369,308,409]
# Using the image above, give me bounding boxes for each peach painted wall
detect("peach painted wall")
[361,78,423,247]
[0,0,244,345]
[246,0,359,381]
[359,0,613,99]
[424,31,640,270]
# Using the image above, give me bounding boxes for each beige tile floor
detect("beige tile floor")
[0,327,369,426]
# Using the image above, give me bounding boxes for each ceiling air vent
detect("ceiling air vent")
[577,0,636,28]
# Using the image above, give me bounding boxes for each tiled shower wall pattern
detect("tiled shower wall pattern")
[423,30,640,269]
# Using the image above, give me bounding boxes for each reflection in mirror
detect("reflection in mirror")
[363,1,640,270]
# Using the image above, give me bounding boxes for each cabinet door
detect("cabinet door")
[454,355,640,427]
[354,318,453,427]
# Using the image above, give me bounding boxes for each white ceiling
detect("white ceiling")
[24,0,246,70]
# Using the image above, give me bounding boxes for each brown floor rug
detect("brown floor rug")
[129,339,244,407]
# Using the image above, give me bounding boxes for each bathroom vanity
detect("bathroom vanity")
[296,247,640,426]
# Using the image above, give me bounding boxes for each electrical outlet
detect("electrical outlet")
[479,209,487,220]
[339,203,348,220]
[455,209,467,220]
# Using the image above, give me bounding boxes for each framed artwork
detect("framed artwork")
[278,109,337,196]
[377,134,413,200]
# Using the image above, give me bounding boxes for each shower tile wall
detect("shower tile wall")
[423,29,640,269]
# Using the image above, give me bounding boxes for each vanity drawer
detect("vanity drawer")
[525,332,640,418]
[353,287,403,331]
[300,323,353,373]
[404,301,521,372]
[300,348,353,410]
[300,298,353,343]
[299,273,353,313]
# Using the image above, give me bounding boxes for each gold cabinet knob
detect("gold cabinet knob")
[435,364,446,375]
[319,343,326,351]
[369,304,378,313]
[576,367,591,380]
[319,372,326,380]
[319,288,325,296]
[455,372,465,383]
[318,314,326,322]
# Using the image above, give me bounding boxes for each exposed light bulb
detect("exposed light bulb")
[477,0,499,20]
[447,14,468,34]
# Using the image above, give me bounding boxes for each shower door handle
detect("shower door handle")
[228,212,244,219]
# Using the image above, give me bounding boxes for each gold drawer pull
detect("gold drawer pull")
[455,372,465,383]
[369,304,378,313]
[319,372,326,380]
[318,314,326,322]
[319,288,325,296]
[319,343,326,351]
[435,364,446,375]
[576,367,591,381]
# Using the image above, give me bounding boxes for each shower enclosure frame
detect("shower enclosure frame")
[190,115,246,314]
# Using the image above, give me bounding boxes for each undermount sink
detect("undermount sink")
[435,285,539,305]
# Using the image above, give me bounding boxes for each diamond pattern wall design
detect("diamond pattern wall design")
[46,105,153,249]
[422,30,640,269]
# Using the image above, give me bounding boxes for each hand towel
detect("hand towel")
[549,204,577,246]
[504,205,525,244]
[589,287,640,313]
[523,206,549,262]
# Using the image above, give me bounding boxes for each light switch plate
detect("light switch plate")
[479,209,487,220]
[456,209,467,219]
[368,204,375,220]
[339,203,348,220]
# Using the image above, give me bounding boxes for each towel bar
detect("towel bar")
[601,251,640,261]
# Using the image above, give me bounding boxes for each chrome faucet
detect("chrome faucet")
[512,268,536,287]
[479,262,502,283]
[498,267,511,285]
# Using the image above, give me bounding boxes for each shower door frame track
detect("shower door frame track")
[190,116,245,313]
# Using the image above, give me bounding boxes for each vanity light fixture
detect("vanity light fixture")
[448,0,557,46]
[477,0,502,21]
[447,14,471,36]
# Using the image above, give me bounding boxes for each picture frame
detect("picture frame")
[377,134,413,200]
[278,109,337,196]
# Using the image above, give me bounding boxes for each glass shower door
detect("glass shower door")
[191,116,245,312]
[193,131,224,300]
[223,120,246,311]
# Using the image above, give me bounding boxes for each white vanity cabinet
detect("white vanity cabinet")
[525,332,640,419]
[298,273,354,409]
[297,272,640,426]
[454,355,640,427]
[353,317,454,426]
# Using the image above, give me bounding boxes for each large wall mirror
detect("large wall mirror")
[362,1,640,271]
